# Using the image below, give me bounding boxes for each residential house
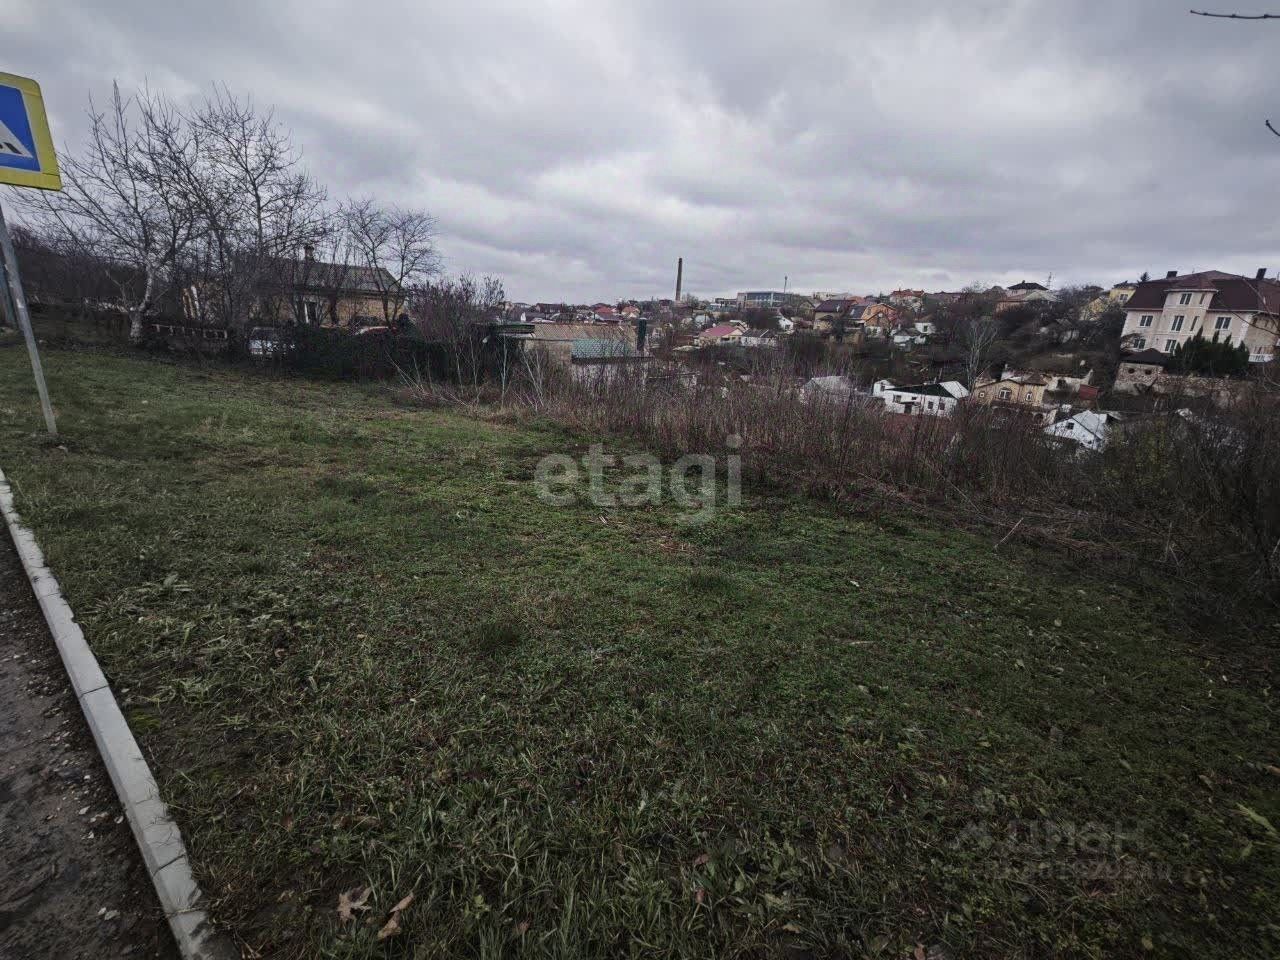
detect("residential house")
[1109,282,1137,305]
[527,323,636,363]
[813,297,870,329]
[534,302,568,319]
[814,298,883,336]
[972,372,1057,423]
[569,338,648,385]
[860,302,899,335]
[620,304,641,320]
[1044,410,1128,452]
[995,281,1055,315]
[593,304,618,322]
[801,375,861,402]
[889,289,925,310]
[698,324,743,346]
[1118,268,1280,362]
[1082,283,1137,321]
[873,379,969,416]
[1004,364,1092,401]
[739,329,779,348]
[261,247,403,329]
[891,327,927,347]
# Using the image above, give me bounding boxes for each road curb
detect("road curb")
[0,467,237,960]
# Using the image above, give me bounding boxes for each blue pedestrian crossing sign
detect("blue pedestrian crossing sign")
[0,72,60,191]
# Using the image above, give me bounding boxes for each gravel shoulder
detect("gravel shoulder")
[0,533,177,960]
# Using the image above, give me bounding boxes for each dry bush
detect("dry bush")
[402,346,1280,623]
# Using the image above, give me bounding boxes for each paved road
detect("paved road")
[0,533,177,960]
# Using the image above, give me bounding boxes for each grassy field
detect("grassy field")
[0,341,1275,959]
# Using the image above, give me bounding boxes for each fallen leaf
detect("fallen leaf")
[376,914,401,941]
[336,886,371,922]
[375,891,415,940]
[282,815,295,832]
[915,944,927,960]
[692,853,710,868]
[515,920,530,935]
[694,887,705,905]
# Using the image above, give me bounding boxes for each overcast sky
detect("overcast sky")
[6,0,1280,302]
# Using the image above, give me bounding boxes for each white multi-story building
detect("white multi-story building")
[1119,269,1280,363]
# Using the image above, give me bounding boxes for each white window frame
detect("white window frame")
[1139,315,1153,327]
[1215,316,1231,331]
[1165,339,1177,352]
[1133,337,1146,349]
[1178,292,1193,305]
[1171,315,1185,332]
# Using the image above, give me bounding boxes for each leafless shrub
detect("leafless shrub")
[417,344,1280,622]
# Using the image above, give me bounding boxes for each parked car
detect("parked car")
[247,326,291,357]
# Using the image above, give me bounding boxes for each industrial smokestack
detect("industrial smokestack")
[674,257,683,305]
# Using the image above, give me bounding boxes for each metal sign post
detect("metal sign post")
[0,71,62,437]
[0,202,56,436]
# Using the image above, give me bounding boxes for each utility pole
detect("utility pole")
[0,202,56,437]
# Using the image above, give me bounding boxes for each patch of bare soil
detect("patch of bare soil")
[0,535,177,960]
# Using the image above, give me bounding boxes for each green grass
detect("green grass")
[0,341,1276,959]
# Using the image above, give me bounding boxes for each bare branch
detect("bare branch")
[1189,9,1280,18]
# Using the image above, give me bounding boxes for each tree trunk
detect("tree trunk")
[130,265,155,345]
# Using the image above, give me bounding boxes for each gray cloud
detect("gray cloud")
[6,0,1280,300]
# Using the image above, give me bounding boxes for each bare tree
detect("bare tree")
[410,274,503,393]
[961,315,999,389]
[182,88,329,329]
[345,199,441,323]
[24,85,203,341]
